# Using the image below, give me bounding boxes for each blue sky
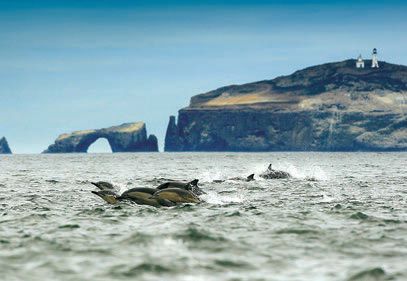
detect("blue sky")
[1,0,406,153]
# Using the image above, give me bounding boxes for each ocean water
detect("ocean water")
[0,152,406,281]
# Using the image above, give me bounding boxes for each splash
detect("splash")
[279,162,329,181]
[201,190,245,205]
[199,169,231,183]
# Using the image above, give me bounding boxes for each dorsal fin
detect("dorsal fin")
[189,179,199,186]
[268,164,272,170]
[247,174,255,180]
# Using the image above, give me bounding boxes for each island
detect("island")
[0,137,12,154]
[165,59,407,151]
[43,122,158,153]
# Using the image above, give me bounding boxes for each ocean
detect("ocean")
[0,152,406,281]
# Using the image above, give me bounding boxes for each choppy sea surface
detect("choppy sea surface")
[0,152,406,281]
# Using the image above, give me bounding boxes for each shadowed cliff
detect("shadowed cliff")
[165,60,407,151]
[0,137,12,154]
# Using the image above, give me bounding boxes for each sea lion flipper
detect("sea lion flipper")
[157,198,177,207]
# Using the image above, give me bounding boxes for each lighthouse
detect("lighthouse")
[371,48,379,68]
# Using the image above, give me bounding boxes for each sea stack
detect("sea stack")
[0,137,12,154]
[43,122,158,153]
[165,59,407,151]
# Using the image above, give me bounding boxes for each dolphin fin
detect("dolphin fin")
[247,174,255,180]
[189,179,199,186]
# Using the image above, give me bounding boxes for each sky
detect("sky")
[1,0,406,153]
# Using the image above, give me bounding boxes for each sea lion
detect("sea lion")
[156,179,199,190]
[213,173,255,183]
[91,190,119,204]
[91,185,198,207]
[91,188,166,207]
[156,179,205,195]
[230,173,255,182]
[120,187,157,198]
[152,188,201,204]
[91,181,116,191]
[259,164,291,179]
[118,187,163,207]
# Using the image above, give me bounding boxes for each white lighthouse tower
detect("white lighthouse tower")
[371,48,379,68]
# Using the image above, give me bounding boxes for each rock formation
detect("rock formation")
[165,60,407,151]
[0,137,12,154]
[44,122,158,153]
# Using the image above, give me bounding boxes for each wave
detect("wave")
[346,267,388,281]
[114,263,173,277]
[350,212,369,220]
[275,228,320,235]
[176,226,228,243]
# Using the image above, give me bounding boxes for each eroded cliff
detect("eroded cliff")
[44,122,158,153]
[165,60,407,151]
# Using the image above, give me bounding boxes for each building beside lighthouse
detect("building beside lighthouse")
[356,54,365,68]
[355,48,379,69]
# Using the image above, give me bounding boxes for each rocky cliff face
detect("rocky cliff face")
[165,60,407,151]
[44,122,158,153]
[0,137,12,154]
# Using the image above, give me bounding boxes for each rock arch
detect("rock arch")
[43,122,158,153]
[86,137,112,153]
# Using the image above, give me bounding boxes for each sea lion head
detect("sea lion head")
[91,190,119,204]
[91,181,115,191]
[185,179,205,195]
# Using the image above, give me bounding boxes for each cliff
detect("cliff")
[44,122,158,153]
[0,137,12,154]
[165,60,407,151]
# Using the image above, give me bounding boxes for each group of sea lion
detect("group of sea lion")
[91,179,203,207]
[91,164,291,207]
